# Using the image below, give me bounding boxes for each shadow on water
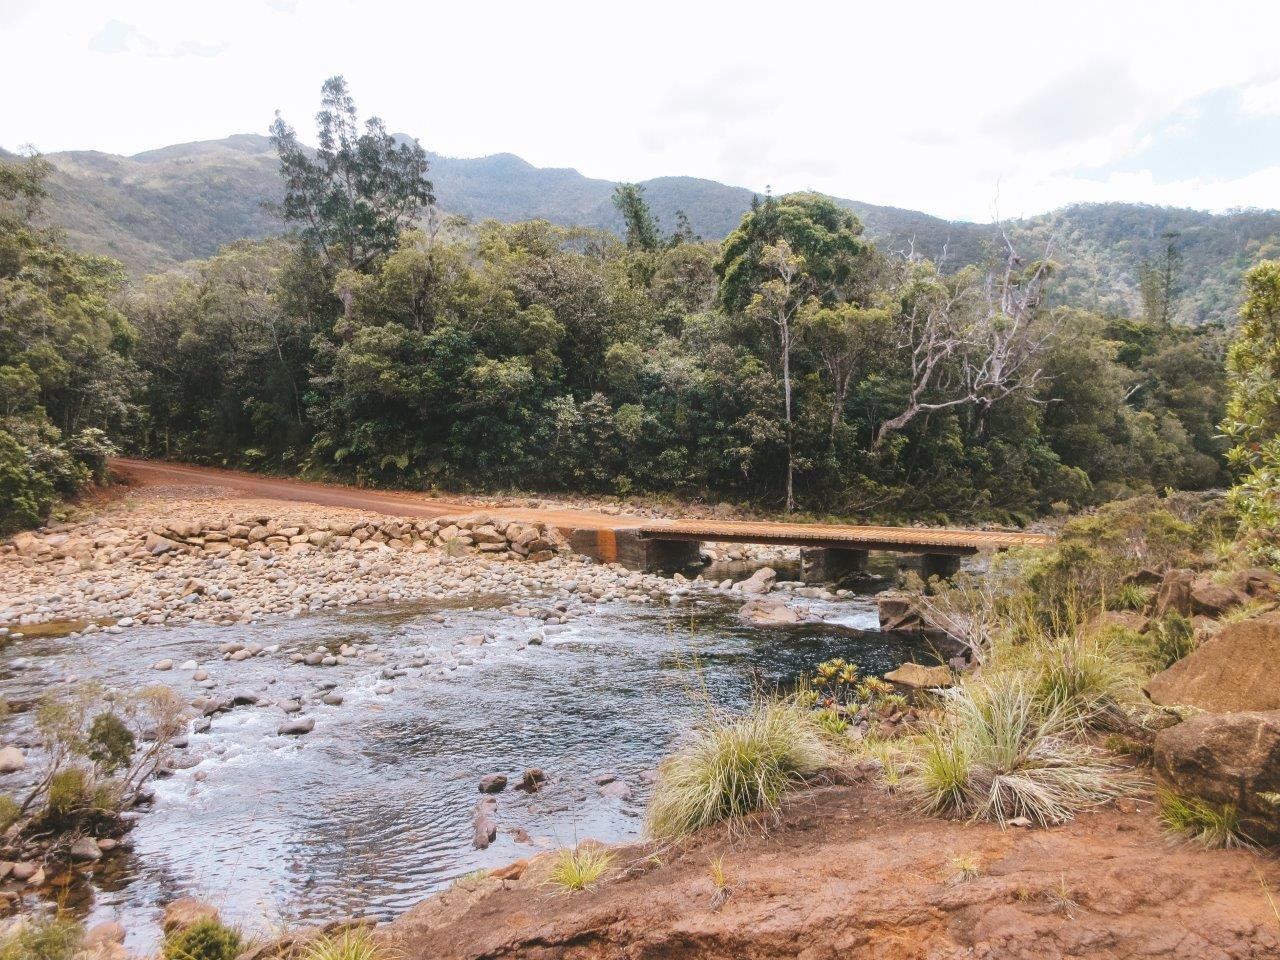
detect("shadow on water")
[0,571,930,947]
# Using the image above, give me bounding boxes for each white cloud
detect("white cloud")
[3,0,1280,221]
[1240,76,1280,117]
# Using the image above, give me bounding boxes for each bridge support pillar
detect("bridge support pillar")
[567,527,702,572]
[801,547,868,583]
[921,553,963,580]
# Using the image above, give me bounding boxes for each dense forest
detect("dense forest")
[12,131,1280,328]
[3,77,1274,535]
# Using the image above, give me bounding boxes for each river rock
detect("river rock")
[0,746,26,773]
[152,659,174,671]
[321,693,344,706]
[884,662,953,689]
[1154,710,1280,844]
[738,567,777,594]
[277,717,315,736]
[163,897,221,934]
[11,861,39,881]
[473,797,498,849]
[1145,614,1280,712]
[516,768,548,792]
[599,778,632,800]
[478,774,508,794]
[877,591,930,632]
[68,836,102,861]
[738,597,800,626]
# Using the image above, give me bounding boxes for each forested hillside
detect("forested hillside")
[12,134,1280,326]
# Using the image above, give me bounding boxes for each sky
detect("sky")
[2,0,1280,223]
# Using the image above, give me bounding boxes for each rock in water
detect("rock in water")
[69,836,102,861]
[884,663,953,689]
[738,567,777,594]
[0,746,26,773]
[478,774,508,794]
[1154,709,1280,844]
[277,717,315,736]
[738,597,800,626]
[163,897,221,935]
[1145,614,1280,712]
[473,797,498,849]
[517,767,548,792]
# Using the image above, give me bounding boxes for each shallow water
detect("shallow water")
[0,558,928,947]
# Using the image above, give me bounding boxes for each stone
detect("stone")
[0,746,26,773]
[478,774,508,794]
[877,591,928,632]
[82,922,126,949]
[738,567,777,594]
[153,659,174,671]
[473,796,498,849]
[10,861,38,881]
[1151,568,1195,619]
[1189,577,1248,617]
[322,693,344,706]
[163,897,221,934]
[68,836,102,861]
[277,717,315,736]
[1154,710,1280,844]
[738,597,801,626]
[1145,614,1280,712]
[489,858,530,881]
[145,533,180,555]
[599,779,632,800]
[516,768,547,792]
[884,662,953,689]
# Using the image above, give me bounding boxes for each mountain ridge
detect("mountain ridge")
[10,134,1280,324]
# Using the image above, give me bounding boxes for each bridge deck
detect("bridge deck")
[634,520,1048,555]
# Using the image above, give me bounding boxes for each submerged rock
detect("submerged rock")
[473,797,498,849]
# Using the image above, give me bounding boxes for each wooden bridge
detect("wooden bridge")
[565,519,1049,579]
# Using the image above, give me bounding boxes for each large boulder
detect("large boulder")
[1188,577,1248,617]
[876,590,949,635]
[1154,710,1280,844]
[738,567,777,594]
[1145,614,1280,712]
[0,746,26,773]
[738,597,801,627]
[1151,568,1195,619]
[884,663,953,689]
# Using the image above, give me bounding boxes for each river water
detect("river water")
[0,558,929,946]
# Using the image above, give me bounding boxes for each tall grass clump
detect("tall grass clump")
[548,845,615,892]
[912,674,1129,826]
[1032,633,1140,724]
[163,920,243,960]
[1157,790,1252,848]
[301,926,389,960]
[646,699,834,840]
[0,916,83,960]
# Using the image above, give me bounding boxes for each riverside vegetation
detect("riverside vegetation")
[2,76,1280,958]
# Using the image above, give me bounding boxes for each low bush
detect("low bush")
[0,916,83,960]
[163,919,243,960]
[646,699,834,840]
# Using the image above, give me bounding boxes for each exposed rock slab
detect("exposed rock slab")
[1145,614,1280,712]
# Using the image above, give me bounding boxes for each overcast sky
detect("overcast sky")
[3,0,1279,222]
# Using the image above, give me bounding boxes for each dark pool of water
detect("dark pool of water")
[0,561,927,947]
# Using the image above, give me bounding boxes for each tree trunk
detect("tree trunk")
[782,324,794,512]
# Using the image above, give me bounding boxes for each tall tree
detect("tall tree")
[269,76,434,274]
[612,183,662,252]
[1139,230,1181,327]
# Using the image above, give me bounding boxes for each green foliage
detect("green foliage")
[1157,789,1251,848]
[162,921,243,960]
[0,916,83,960]
[547,845,616,892]
[1220,260,1280,567]
[44,766,92,820]
[0,795,19,831]
[1146,612,1196,670]
[1108,582,1154,611]
[86,712,136,775]
[646,699,833,840]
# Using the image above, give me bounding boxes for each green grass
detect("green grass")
[1145,613,1196,670]
[0,916,83,960]
[911,674,1130,826]
[1108,582,1154,611]
[548,845,616,892]
[301,927,388,960]
[646,699,833,840]
[1032,633,1137,724]
[810,707,849,737]
[1157,790,1252,848]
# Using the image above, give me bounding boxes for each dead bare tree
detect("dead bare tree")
[875,232,1059,443]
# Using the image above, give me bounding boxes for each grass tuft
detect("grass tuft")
[548,845,615,892]
[1157,789,1252,848]
[0,915,83,960]
[162,920,244,960]
[301,926,389,960]
[911,674,1130,826]
[646,699,833,840]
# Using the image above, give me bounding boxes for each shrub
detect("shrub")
[87,712,136,775]
[1109,582,1154,611]
[1146,613,1196,670]
[646,700,833,840]
[809,707,849,737]
[163,920,243,960]
[911,675,1129,826]
[1032,633,1138,724]
[44,767,92,820]
[1157,790,1251,848]
[547,845,616,892]
[301,927,387,960]
[0,429,55,535]
[0,916,83,960]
